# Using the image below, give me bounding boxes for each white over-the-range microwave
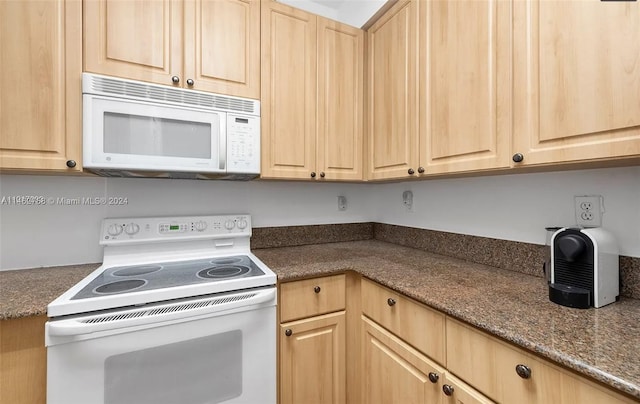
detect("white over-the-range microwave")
[82,73,260,180]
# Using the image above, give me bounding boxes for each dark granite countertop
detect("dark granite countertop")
[1,240,639,399]
[253,241,640,400]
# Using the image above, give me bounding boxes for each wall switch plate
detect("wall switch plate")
[574,195,604,227]
[402,190,413,212]
[337,196,347,211]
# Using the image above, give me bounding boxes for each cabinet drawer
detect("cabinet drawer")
[446,318,634,404]
[361,278,445,364]
[280,274,346,322]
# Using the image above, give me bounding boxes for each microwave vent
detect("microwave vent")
[85,74,258,115]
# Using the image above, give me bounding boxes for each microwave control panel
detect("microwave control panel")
[227,114,260,174]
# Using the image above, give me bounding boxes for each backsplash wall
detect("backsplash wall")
[0,175,373,270]
[371,166,640,258]
[1,166,638,270]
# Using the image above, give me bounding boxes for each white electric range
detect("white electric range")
[46,214,277,404]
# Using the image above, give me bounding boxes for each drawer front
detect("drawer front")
[446,318,634,404]
[361,278,445,364]
[280,274,346,322]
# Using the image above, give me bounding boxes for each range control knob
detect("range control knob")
[194,221,208,232]
[124,223,140,235]
[107,224,123,236]
[224,220,235,230]
[237,219,248,230]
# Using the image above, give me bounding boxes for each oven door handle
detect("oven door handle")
[47,288,276,337]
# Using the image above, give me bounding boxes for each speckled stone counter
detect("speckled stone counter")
[2,240,639,399]
[253,240,640,400]
[0,263,99,319]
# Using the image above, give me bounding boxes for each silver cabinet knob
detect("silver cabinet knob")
[387,298,396,306]
[66,160,77,168]
[186,78,194,86]
[515,364,531,379]
[417,167,425,174]
[428,372,439,383]
[285,329,292,337]
[408,168,415,175]
[171,76,180,84]
[442,384,454,396]
[314,286,321,293]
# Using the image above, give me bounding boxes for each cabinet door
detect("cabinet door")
[362,316,444,404]
[0,316,47,404]
[0,0,82,172]
[446,318,634,404]
[261,0,317,179]
[84,0,183,87]
[442,373,494,404]
[184,0,260,98]
[280,274,346,323]
[419,0,511,175]
[513,0,640,165]
[361,278,446,365]
[447,317,560,403]
[366,0,420,180]
[280,312,346,404]
[317,18,364,181]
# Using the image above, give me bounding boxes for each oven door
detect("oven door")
[83,94,227,173]
[46,288,276,404]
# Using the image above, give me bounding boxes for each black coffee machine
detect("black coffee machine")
[549,227,619,309]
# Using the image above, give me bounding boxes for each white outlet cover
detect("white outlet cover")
[337,195,347,211]
[402,190,413,212]
[574,195,603,227]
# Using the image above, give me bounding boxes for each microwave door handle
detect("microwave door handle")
[218,126,226,170]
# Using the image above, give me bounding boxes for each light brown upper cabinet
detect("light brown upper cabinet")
[261,0,364,181]
[84,0,260,99]
[367,0,420,180]
[316,18,364,181]
[0,0,82,172]
[512,0,640,166]
[418,0,511,175]
[367,0,509,180]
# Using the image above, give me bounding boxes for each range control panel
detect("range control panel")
[100,215,251,245]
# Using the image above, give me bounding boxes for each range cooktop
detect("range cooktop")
[71,255,265,300]
[48,215,277,317]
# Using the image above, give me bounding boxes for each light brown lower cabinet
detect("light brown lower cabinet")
[278,275,637,404]
[0,315,47,404]
[446,318,635,404]
[279,311,346,404]
[441,372,494,404]
[362,315,448,403]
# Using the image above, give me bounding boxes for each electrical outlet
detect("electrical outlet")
[337,196,347,211]
[402,190,413,212]
[574,195,603,227]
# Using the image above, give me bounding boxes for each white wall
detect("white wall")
[277,0,388,28]
[371,166,640,257]
[1,166,639,270]
[0,175,372,270]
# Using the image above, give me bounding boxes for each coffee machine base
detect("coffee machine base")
[549,283,590,309]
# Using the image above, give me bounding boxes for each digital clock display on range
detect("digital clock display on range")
[169,225,180,230]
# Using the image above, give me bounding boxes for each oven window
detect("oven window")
[103,112,213,159]
[104,330,242,404]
